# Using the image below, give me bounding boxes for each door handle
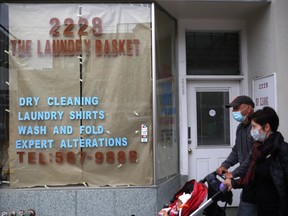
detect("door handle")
[188,148,192,154]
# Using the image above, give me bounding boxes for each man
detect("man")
[216,95,257,216]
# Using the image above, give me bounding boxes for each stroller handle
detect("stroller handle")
[200,171,225,182]
[219,182,228,193]
[200,171,229,194]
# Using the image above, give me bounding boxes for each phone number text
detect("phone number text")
[16,151,138,165]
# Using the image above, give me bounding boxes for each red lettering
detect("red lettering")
[126,39,133,56]
[129,151,138,163]
[17,151,25,163]
[118,40,125,55]
[35,38,141,57]
[55,152,64,164]
[39,152,46,165]
[15,151,139,165]
[112,39,118,56]
[84,39,91,55]
[26,40,32,57]
[49,17,60,36]
[95,40,102,56]
[94,39,140,57]
[28,152,36,164]
[37,40,43,56]
[103,39,111,56]
[95,152,104,164]
[65,40,72,55]
[50,17,102,37]
[10,40,32,57]
[106,151,115,164]
[10,40,17,56]
[63,18,74,37]
[67,152,76,164]
[78,18,88,36]
[92,17,102,36]
[117,151,126,163]
[75,40,82,56]
[52,40,60,56]
[45,40,52,55]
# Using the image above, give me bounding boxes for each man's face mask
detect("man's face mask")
[232,105,248,122]
[232,111,245,122]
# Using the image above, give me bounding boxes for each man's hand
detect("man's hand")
[216,166,228,175]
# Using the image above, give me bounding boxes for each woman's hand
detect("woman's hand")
[223,178,233,191]
[224,172,233,179]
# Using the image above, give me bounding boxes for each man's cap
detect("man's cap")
[226,95,255,108]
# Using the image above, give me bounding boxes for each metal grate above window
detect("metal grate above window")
[186,32,240,75]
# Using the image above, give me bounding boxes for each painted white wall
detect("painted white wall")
[246,0,288,139]
[274,0,288,139]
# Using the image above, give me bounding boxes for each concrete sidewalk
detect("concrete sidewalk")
[200,207,238,216]
[225,207,238,215]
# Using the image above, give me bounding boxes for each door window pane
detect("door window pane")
[196,91,230,146]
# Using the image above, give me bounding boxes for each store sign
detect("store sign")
[253,74,277,110]
[9,4,152,188]
[10,17,140,58]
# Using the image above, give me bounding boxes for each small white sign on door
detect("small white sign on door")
[253,73,277,110]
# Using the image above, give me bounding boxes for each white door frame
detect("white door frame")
[177,18,248,208]
[177,19,248,176]
[186,80,241,206]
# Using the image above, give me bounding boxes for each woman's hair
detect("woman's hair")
[249,106,279,132]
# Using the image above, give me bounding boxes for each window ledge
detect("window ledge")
[186,75,245,80]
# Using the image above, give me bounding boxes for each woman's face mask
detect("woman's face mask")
[250,128,266,142]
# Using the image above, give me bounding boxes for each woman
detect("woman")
[224,106,288,216]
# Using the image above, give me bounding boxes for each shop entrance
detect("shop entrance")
[187,80,241,206]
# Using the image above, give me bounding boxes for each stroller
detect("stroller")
[159,172,233,216]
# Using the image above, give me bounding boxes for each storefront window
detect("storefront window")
[0,3,9,186]
[155,7,178,182]
[1,3,154,188]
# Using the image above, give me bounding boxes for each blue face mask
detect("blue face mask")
[232,111,245,122]
[250,128,266,142]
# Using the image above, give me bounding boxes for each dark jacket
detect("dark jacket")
[234,132,288,216]
[269,132,288,216]
[221,122,254,177]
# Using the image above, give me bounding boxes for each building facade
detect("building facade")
[1,0,288,215]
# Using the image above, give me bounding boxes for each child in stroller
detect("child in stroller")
[158,193,192,216]
[158,172,233,216]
